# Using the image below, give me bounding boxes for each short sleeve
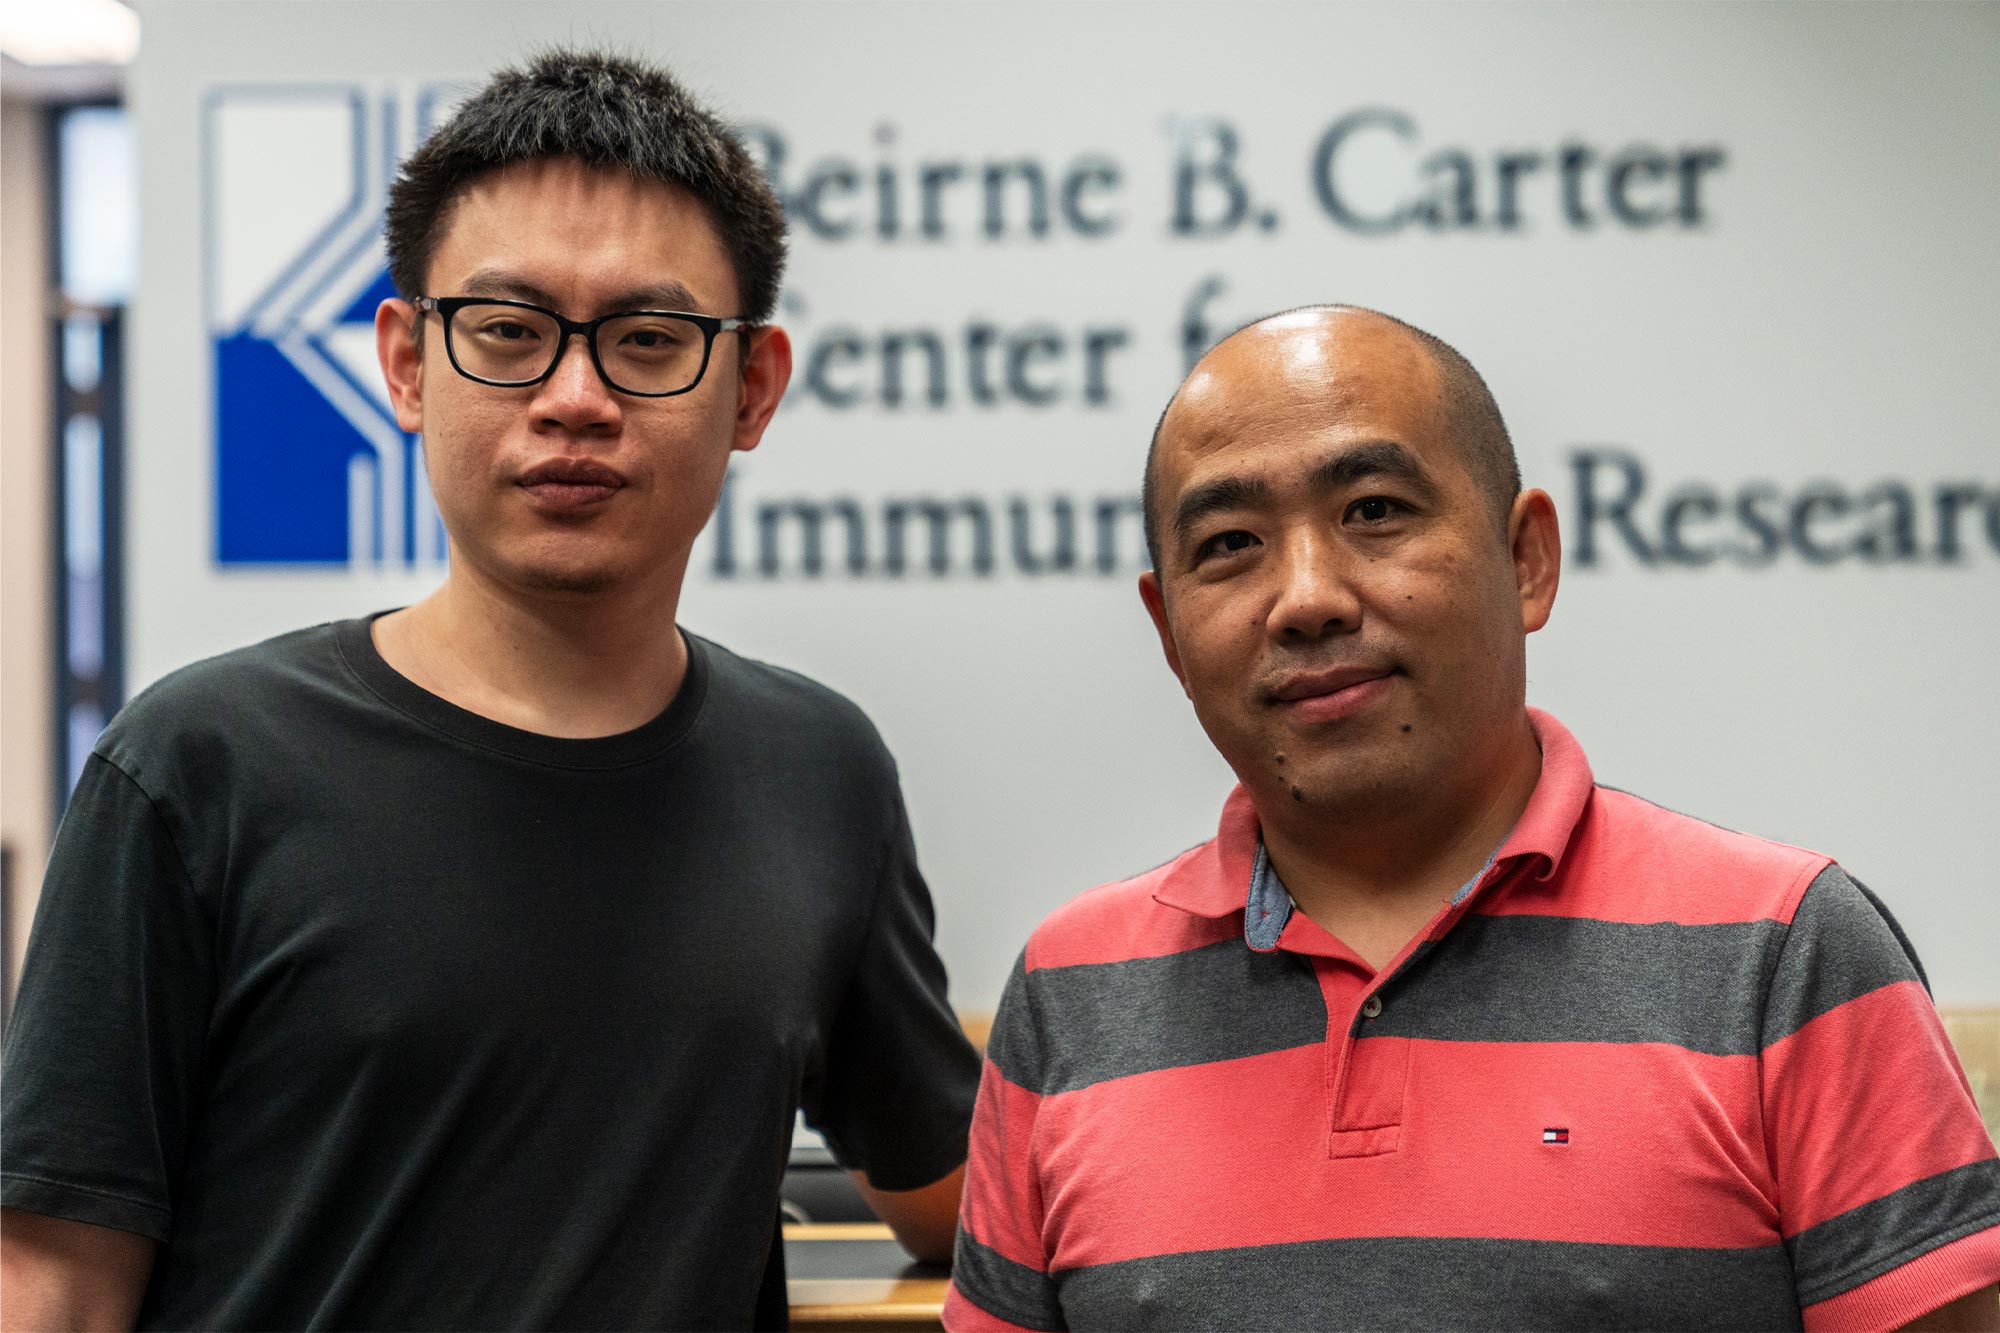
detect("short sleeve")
[1760,865,2000,1330]
[804,793,979,1191]
[946,950,1066,1332]
[1,754,216,1242]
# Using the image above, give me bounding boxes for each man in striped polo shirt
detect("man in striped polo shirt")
[946,307,2000,1331]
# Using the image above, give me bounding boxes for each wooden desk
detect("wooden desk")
[1942,1006,2000,1141]
[785,1223,949,1331]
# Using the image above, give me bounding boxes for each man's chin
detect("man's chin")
[505,559,622,596]
[1240,748,1416,817]
[447,534,641,599]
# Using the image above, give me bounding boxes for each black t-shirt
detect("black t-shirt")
[1,617,980,1330]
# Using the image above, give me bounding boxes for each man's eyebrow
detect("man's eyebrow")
[1307,440,1442,503]
[457,270,562,307]
[601,281,703,314]
[1171,475,1272,543]
[452,270,703,316]
[1169,440,1443,545]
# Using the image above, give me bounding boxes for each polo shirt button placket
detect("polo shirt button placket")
[1328,986,1405,1159]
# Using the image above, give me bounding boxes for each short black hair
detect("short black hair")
[384,47,787,322]
[1141,305,1520,571]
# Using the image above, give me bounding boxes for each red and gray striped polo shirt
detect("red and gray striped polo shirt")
[946,710,2000,1331]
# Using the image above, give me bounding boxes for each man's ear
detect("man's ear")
[1508,488,1562,634]
[375,299,425,434]
[731,325,793,454]
[1137,571,1192,699]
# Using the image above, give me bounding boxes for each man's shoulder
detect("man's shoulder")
[98,621,350,773]
[692,634,891,761]
[1567,783,1835,923]
[1022,842,1236,973]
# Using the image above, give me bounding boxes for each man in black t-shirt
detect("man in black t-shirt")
[1,50,979,1330]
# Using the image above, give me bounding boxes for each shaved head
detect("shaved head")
[1143,306,1519,570]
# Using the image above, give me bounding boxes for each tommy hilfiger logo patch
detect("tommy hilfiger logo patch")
[1542,1127,1571,1145]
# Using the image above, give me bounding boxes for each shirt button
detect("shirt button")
[1361,995,1384,1020]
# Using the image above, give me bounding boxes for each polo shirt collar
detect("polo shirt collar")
[1502,707,1593,881]
[1150,706,1594,922]
[1151,784,1263,919]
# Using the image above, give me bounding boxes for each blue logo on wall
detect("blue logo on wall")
[205,82,462,566]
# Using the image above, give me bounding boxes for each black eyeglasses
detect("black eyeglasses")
[414,296,750,397]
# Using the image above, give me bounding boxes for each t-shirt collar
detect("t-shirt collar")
[1151,707,1594,921]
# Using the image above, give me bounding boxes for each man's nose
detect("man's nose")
[530,332,622,433]
[1266,530,1363,640]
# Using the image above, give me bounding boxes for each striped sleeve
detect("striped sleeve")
[1760,865,2000,1330]
[946,951,1066,1332]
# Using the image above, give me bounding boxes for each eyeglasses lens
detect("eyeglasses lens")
[596,314,707,395]
[446,304,708,395]
[450,305,562,384]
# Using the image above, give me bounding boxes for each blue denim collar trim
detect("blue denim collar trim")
[1244,843,1293,952]
[1451,845,1504,905]
[1246,837,1501,953]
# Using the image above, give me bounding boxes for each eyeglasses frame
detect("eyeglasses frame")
[413,295,751,398]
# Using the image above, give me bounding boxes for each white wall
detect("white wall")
[129,2,2000,1008]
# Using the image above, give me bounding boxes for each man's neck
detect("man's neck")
[371,563,689,739]
[1259,714,1543,970]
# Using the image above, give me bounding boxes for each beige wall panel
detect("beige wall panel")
[0,93,52,1009]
